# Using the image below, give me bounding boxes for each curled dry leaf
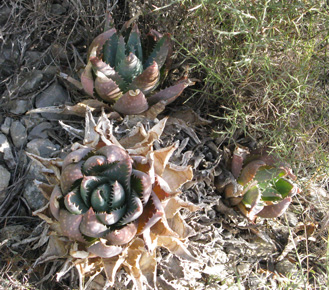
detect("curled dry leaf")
[27,109,196,289]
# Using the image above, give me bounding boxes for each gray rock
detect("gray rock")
[1,117,12,134]
[10,121,27,148]
[25,160,47,182]
[35,83,70,120]
[9,99,30,115]
[25,51,52,67]
[42,66,58,81]
[21,115,45,131]
[23,181,47,211]
[0,133,16,169]
[0,165,11,203]
[26,138,59,157]
[11,70,44,95]
[28,122,52,140]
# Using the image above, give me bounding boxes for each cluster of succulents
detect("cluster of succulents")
[217,146,300,221]
[26,11,302,290]
[29,111,196,288]
[79,21,191,115]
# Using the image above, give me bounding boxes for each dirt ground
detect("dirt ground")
[0,1,328,289]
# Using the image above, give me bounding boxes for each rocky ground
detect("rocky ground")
[0,1,328,289]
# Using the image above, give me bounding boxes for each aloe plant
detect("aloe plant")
[219,146,300,220]
[51,144,154,251]
[81,21,191,115]
[28,111,197,289]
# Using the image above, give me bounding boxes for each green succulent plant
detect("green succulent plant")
[217,146,300,220]
[28,112,197,289]
[81,22,191,115]
[50,145,154,252]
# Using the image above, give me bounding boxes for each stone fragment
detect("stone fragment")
[10,121,27,148]
[26,138,59,157]
[35,83,70,120]
[28,122,52,140]
[9,99,30,115]
[0,133,16,169]
[11,70,44,95]
[23,181,47,211]
[0,164,11,203]
[1,117,12,134]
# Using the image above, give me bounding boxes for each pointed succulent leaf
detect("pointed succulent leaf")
[65,190,89,214]
[108,182,124,208]
[116,52,143,85]
[242,185,261,209]
[130,61,159,94]
[97,145,131,164]
[118,192,143,225]
[105,222,138,245]
[103,32,119,67]
[60,161,84,194]
[62,148,91,169]
[126,24,143,62]
[146,80,189,106]
[144,33,171,69]
[91,183,112,212]
[113,89,149,115]
[238,201,264,221]
[255,166,286,183]
[97,206,126,225]
[231,145,249,179]
[274,178,294,198]
[80,176,108,207]
[82,155,107,173]
[59,210,85,243]
[257,197,292,218]
[81,61,95,97]
[88,240,123,258]
[237,160,266,186]
[50,185,62,220]
[261,187,282,202]
[79,208,108,238]
[98,162,131,193]
[94,71,123,102]
[131,169,152,205]
[115,35,126,68]
[88,28,117,58]
[90,56,116,77]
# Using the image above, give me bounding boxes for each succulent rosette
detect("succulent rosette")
[27,109,197,289]
[80,20,192,115]
[217,146,300,221]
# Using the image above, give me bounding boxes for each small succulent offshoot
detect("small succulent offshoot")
[79,18,192,115]
[217,146,300,221]
[28,110,197,289]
